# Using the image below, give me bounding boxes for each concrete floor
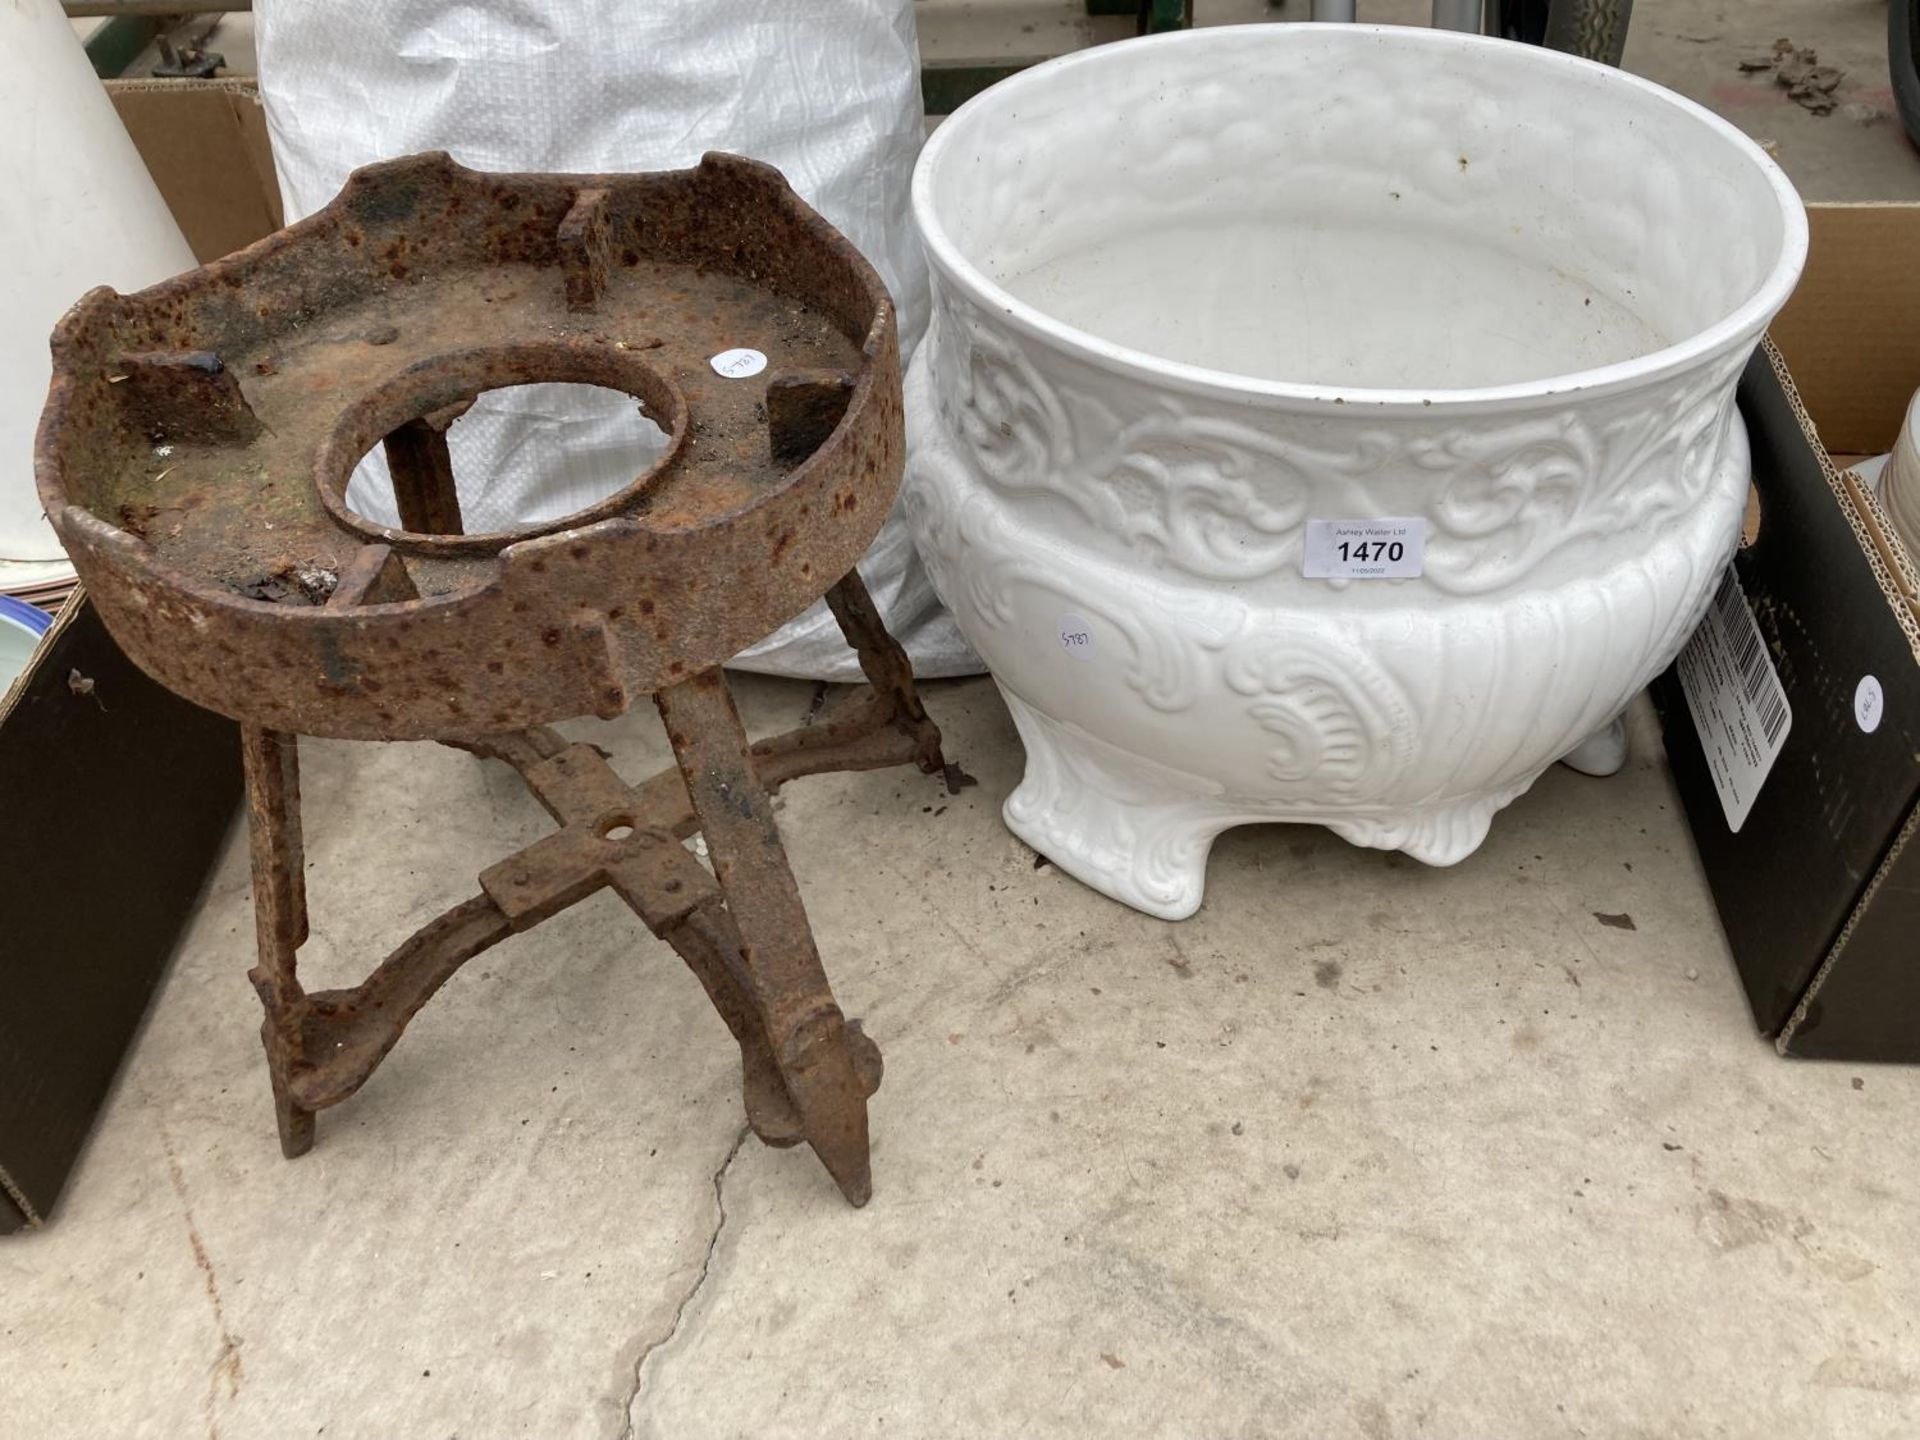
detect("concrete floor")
[922,0,1920,198]
[9,3,1920,1437]
[8,685,1920,1438]
[1619,0,1920,200]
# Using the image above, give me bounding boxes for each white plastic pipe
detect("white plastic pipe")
[1431,0,1483,31]
[0,0,195,565]
[1311,0,1357,21]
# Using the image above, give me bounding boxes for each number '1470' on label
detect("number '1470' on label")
[1302,518,1428,580]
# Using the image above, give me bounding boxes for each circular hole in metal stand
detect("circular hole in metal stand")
[600,820,636,841]
[314,338,688,556]
[345,384,672,537]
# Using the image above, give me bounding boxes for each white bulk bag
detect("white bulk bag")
[255,0,975,678]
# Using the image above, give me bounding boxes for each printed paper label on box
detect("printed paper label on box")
[1677,569,1792,833]
[1302,518,1426,580]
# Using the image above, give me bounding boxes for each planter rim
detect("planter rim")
[913,23,1808,414]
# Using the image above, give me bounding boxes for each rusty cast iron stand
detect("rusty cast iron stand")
[37,153,949,1204]
[243,569,940,1206]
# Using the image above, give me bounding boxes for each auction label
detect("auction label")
[1302,518,1426,579]
[1855,674,1884,734]
[709,347,768,378]
[1056,612,1097,662]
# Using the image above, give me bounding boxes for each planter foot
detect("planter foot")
[1560,716,1629,778]
[999,688,1224,920]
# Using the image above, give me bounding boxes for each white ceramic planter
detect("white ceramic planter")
[904,24,1806,919]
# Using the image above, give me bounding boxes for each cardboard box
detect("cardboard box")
[1,597,240,1231]
[107,76,282,265]
[1652,205,1920,1062]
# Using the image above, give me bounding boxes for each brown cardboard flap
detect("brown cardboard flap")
[1771,205,1920,457]
[107,77,283,265]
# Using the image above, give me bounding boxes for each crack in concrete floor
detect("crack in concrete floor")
[617,1124,751,1440]
[157,1113,245,1440]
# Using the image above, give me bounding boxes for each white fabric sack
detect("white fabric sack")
[255,0,977,679]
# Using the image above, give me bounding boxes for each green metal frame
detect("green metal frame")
[922,61,1041,116]
[924,0,1192,113]
[1087,0,1189,28]
[83,14,161,76]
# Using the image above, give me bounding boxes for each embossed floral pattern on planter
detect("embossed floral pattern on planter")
[906,24,1808,919]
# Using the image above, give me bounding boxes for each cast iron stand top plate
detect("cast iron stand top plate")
[36,152,903,739]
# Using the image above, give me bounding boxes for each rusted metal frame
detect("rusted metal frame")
[445,710,907,1166]
[739,686,916,794]
[631,687,923,830]
[240,743,518,1124]
[381,419,464,536]
[656,668,880,1205]
[231,650,938,1183]
[289,897,514,1111]
[115,348,263,445]
[242,548,486,1132]
[236,575,943,1176]
[440,720,869,1152]
[558,188,614,312]
[452,731,817,1150]
[40,154,909,743]
[648,904,818,1147]
[38,149,945,1204]
[824,567,946,774]
[766,369,858,465]
[447,681,930,843]
[446,725,569,777]
[330,543,418,607]
[632,690,921,829]
[602,851,817,1150]
[240,724,315,1157]
[271,760,685,1121]
[460,694,904,837]
[238,682,923,1172]
[757,361,940,773]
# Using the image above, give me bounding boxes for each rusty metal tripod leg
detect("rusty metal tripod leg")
[652,912,811,1148]
[824,568,945,776]
[240,724,316,1157]
[656,668,881,1205]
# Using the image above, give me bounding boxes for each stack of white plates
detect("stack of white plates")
[0,558,76,613]
[0,592,53,697]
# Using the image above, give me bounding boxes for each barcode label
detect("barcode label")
[1676,569,1792,832]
